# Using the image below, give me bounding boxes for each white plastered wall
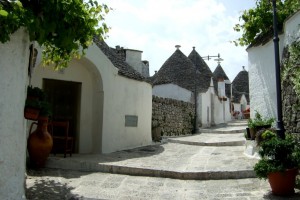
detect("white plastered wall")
[248,11,300,120]
[32,43,152,154]
[247,38,283,119]
[153,84,193,103]
[213,95,231,124]
[199,90,212,127]
[0,29,29,200]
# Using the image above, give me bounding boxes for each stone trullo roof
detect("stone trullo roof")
[188,47,213,92]
[232,68,249,103]
[151,47,208,93]
[93,37,145,81]
[213,64,231,98]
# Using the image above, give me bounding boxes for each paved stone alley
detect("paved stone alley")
[26,120,300,199]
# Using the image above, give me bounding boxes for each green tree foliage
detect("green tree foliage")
[0,0,110,69]
[233,0,300,46]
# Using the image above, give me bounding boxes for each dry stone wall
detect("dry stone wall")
[152,96,195,140]
[282,41,300,133]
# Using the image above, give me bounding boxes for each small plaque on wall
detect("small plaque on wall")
[125,115,138,127]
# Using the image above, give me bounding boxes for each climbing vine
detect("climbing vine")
[233,0,300,46]
[0,0,110,69]
[282,40,300,96]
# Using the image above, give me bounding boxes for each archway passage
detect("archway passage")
[43,78,82,153]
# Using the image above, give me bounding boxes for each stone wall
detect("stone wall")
[282,41,300,133]
[152,96,195,140]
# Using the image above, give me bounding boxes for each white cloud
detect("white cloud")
[100,0,255,80]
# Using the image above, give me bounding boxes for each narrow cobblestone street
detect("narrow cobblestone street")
[26,121,300,199]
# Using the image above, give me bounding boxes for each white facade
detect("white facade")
[32,43,152,154]
[233,94,248,113]
[153,80,232,127]
[125,49,149,77]
[153,84,193,103]
[248,10,300,119]
[0,29,29,199]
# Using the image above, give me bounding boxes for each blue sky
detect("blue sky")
[100,0,256,80]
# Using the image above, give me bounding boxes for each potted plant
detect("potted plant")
[247,111,275,140]
[26,86,45,100]
[256,128,276,146]
[27,97,53,168]
[24,98,41,120]
[254,132,300,196]
[24,86,45,120]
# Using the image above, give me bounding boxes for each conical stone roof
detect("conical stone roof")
[152,48,208,93]
[213,64,229,81]
[188,47,213,91]
[232,68,249,103]
[213,64,231,97]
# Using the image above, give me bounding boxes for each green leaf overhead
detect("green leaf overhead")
[233,0,300,46]
[0,0,111,69]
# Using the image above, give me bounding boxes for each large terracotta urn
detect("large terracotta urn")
[27,117,53,168]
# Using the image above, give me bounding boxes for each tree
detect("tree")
[0,0,110,68]
[233,0,300,46]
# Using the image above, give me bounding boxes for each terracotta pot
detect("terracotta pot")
[249,128,256,140]
[24,107,40,120]
[27,117,53,168]
[267,168,298,196]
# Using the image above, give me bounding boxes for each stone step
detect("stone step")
[166,133,245,146]
[199,126,247,134]
[45,143,258,180]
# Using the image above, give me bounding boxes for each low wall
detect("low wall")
[152,96,195,140]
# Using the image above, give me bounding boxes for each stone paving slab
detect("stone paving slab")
[199,126,247,134]
[26,168,300,200]
[167,133,245,146]
[45,142,258,180]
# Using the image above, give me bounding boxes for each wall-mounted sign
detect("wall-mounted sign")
[125,115,138,127]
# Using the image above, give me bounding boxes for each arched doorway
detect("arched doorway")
[31,57,104,153]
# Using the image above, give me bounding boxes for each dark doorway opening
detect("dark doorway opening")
[43,79,81,153]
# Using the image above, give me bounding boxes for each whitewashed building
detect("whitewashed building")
[247,10,300,119]
[231,67,250,114]
[31,39,153,154]
[152,46,231,127]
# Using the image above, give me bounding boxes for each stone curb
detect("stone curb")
[167,138,245,146]
[45,158,256,180]
[199,129,245,134]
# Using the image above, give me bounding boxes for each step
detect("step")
[166,133,245,146]
[45,143,258,180]
[199,126,247,134]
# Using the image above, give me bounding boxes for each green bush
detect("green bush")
[254,134,300,179]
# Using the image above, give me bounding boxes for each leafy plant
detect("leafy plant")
[25,86,52,117]
[256,128,276,146]
[233,0,300,46]
[254,134,300,179]
[0,0,110,69]
[25,98,41,109]
[247,110,275,128]
[27,85,45,100]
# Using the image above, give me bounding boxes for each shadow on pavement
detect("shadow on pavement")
[26,177,79,200]
[48,143,166,164]
[263,191,300,199]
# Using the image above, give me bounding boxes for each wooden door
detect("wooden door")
[43,79,81,153]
